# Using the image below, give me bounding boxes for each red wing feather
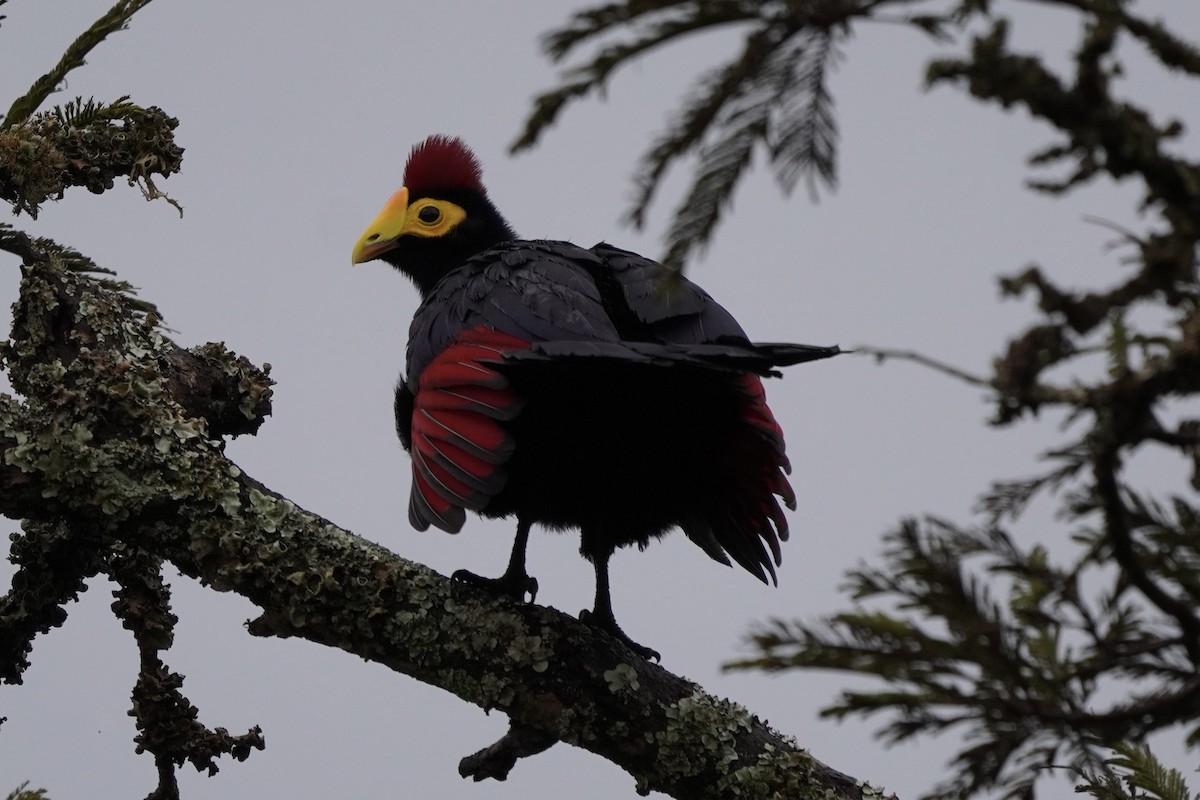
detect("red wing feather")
[421,385,522,419]
[408,326,529,532]
[736,374,789,463]
[703,373,795,580]
[414,408,515,459]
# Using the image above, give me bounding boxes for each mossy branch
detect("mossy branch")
[0,224,163,319]
[0,99,184,219]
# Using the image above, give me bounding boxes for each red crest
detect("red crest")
[403,135,486,196]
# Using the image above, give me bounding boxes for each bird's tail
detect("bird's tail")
[496,340,840,376]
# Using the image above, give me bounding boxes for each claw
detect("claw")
[452,568,539,603]
[579,608,661,662]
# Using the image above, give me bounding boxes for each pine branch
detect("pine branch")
[1093,447,1200,663]
[926,18,1200,222]
[631,23,845,263]
[768,28,840,198]
[659,27,824,268]
[977,453,1086,524]
[1079,742,1198,800]
[1102,742,1196,800]
[520,0,949,270]
[657,92,771,270]
[727,518,1200,800]
[0,224,162,320]
[540,0,738,61]
[2,0,159,129]
[623,23,783,230]
[1020,0,1200,76]
[511,3,758,154]
[5,784,49,800]
[50,95,139,128]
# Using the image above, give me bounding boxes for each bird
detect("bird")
[351,134,837,660]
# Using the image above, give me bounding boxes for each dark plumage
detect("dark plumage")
[352,135,837,659]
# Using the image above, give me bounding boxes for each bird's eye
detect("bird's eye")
[417,205,441,224]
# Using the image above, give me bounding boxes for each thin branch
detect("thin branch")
[1093,448,1200,663]
[0,521,105,684]
[2,0,158,129]
[855,345,992,387]
[1017,0,1200,76]
[109,550,264,799]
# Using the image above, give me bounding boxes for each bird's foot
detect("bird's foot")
[452,568,539,603]
[578,609,661,662]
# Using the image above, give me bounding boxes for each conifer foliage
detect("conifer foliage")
[513,1,854,269]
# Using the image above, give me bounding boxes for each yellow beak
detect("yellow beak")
[351,186,410,265]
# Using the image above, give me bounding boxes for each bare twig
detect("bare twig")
[855,345,992,388]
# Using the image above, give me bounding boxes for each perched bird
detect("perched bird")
[352,135,837,660]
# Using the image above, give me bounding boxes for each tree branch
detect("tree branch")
[2,0,159,129]
[1092,443,1200,664]
[855,346,991,388]
[459,721,558,782]
[109,549,265,800]
[0,520,104,684]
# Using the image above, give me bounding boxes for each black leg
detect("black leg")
[452,516,539,602]
[578,548,660,662]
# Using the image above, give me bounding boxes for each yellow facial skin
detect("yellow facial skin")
[351,186,468,264]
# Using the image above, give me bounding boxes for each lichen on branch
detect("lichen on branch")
[0,97,184,218]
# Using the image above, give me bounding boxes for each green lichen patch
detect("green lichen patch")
[1,99,183,218]
[653,690,754,780]
[604,662,641,694]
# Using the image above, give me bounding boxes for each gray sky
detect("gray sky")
[2,2,1198,798]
